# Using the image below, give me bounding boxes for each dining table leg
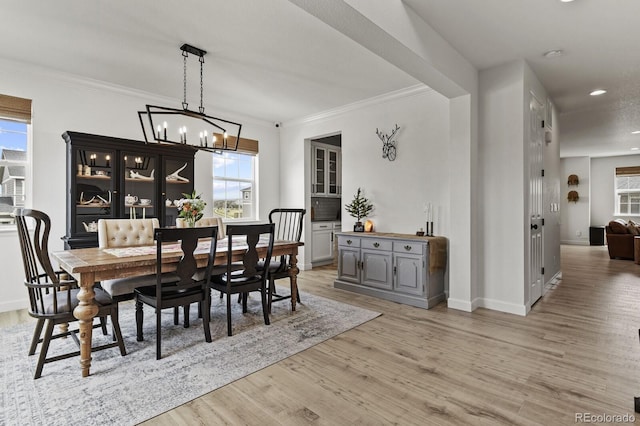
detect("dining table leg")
[73,272,99,377]
[288,248,299,311]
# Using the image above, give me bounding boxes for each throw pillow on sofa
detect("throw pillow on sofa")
[628,219,640,235]
[609,219,629,234]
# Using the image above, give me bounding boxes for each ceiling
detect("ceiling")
[1,0,639,158]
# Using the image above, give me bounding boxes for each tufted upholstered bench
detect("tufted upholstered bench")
[97,218,162,300]
[175,216,225,239]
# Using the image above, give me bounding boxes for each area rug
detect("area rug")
[0,290,380,426]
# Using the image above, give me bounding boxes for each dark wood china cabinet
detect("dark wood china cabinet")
[63,131,196,249]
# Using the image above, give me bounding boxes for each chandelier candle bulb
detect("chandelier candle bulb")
[163,121,167,140]
[157,125,161,139]
[105,155,110,168]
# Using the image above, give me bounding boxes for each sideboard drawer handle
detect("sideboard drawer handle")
[404,245,412,251]
[347,239,352,245]
[373,242,380,248]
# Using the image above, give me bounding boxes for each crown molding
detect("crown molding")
[285,84,433,127]
[0,57,275,129]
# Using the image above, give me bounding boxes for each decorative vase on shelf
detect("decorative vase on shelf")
[186,217,196,228]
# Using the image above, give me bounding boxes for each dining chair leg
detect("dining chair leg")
[242,293,248,313]
[156,307,162,360]
[29,318,45,356]
[99,316,108,335]
[226,294,233,336]
[34,320,55,379]
[111,307,127,356]
[203,297,212,343]
[183,304,190,328]
[173,307,179,325]
[135,299,144,342]
[261,285,270,326]
[267,277,274,314]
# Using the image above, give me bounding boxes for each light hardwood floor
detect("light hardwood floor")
[3,245,640,425]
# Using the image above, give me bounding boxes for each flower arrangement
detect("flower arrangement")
[176,190,206,227]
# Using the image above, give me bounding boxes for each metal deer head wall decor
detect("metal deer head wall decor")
[375,124,399,161]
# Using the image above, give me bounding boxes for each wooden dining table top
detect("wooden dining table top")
[52,238,303,280]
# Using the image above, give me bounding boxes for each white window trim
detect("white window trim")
[213,153,256,221]
[0,121,31,232]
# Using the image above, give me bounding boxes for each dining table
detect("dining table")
[51,238,303,377]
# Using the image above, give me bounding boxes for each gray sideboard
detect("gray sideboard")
[334,232,447,309]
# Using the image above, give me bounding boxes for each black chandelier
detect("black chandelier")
[138,44,242,153]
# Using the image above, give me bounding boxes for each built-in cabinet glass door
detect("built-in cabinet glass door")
[328,149,339,195]
[314,146,325,194]
[73,148,115,236]
[163,157,194,226]
[122,152,157,220]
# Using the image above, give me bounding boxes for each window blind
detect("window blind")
[0,94,32,123]
[213,133,258,155]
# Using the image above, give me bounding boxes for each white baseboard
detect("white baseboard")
[477,298,527,316]
[446,298,473,312]
[561,239,590,246]
[0,298,28,313]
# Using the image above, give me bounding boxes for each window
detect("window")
[615,167,640,215]
[0,94,31,227]
[213,151,255,220]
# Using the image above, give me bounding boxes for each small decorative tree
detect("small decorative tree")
[345,187,374,231]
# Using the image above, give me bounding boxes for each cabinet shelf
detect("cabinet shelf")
[76,203,110,208]
[76,175,111,180]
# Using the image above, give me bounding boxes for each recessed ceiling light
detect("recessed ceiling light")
[543,49,564,58]
[631,147,639,151]
[590,89,607,96]
[632,131,640,134]
[560,0,576,2]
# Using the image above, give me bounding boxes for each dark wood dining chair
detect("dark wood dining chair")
[210,223,275,336]
[134,226,217,360]
[15,208,126,379]
[266,208,305,312]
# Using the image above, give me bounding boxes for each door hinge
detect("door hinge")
[541,267,545,275]
[542,218,545,226]
[541,169,545,177]
[541,120,545,128]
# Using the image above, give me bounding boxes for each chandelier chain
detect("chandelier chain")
[199,56,205,114]
[182,50,188,110]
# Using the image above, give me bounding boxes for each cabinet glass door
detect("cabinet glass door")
[163,157,194,226]
[73,148,115,235]
[122,152,157,220]
[314,147,325,194]
[328,149,338,195]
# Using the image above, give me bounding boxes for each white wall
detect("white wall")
[542,103,562,281]
[477,60,561,315]
[281,86,451,271]
[478,61,526,314]
[0,57,279,312]
[591,154,640,225]
[560,156,590,244]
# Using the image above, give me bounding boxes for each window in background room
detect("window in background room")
[213,151,255,220]
[615,167,640,215]
[0,94,31,227]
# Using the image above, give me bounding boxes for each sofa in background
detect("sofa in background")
[605,219,638,260]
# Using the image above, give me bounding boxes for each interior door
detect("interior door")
[529,94,544,305]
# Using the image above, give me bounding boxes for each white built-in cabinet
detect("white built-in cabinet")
[311,143,341,197]
[335,232,446,309]
[311,221,340,264]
